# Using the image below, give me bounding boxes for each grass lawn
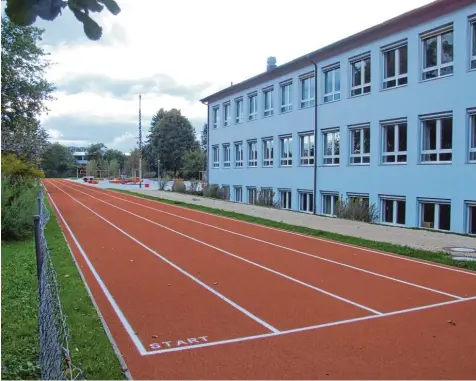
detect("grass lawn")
[113,189,476,272]
[1,202,126,380]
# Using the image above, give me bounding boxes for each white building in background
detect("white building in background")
[200,0,476,235]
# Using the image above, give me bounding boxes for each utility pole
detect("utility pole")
[138,93,142,188]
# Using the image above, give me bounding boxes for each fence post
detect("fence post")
[37,190,43,219]
[33,215,43,283]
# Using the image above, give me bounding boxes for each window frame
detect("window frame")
[380,195,406,226]
[279,135,293,166]
[300,74,315,108]
[279,189,292,209]
[350,53,371,97]
[381,119,407,164]
[262,138,274,167]
[381,41,408,90]
[419,113,453,163]
[349,124,371,165]
[280,81,293,113]
[321,192,339,216]
[212,106,219,129]
[418,198,451,231]
[212,145,219,168]
[469,109,476,163]
[247,140,258,167]
[299,132,315,166]
[263,87,274,117]
[235,98,244,124]
[470,16,476,70]
[247,187,257,204]
[223,102,231,127]
[234,142,243,168]
[234,186,243,202]
[323,64,341,103]
[298,191,314,214]
[466,201,476,235]
[421,25,454,81]
[223,144,231,168]
[248,93,258,121]
[322,128,340,165]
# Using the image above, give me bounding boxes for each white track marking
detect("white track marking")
[58,181,382,315]
[63,182,465,300]
[69,181,476,277]
[48,180,280,333]
[143,295,476,355]
[45,182,148,355]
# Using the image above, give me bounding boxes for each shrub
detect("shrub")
[172,181,186,193]
[203,184,220,199]
[253,188,280,208]
[188,179,200,195]
[158,175,171,191]
[334,195,379,223]
[1,152,44,180]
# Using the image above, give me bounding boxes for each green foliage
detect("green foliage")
[4,0,121,41]
[254,188,280,208]
[107,158,120,177]
[41,142,75,178]
[103,149,125,169]
[1,152,44,179]
[86,143,106,162]
[182,148,205,179]
[334,195,379,223]
[86,159,98,176]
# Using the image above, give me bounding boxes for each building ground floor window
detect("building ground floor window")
[467,202,476,235]
[419,198,451,231]
[298,191,313,213]
[247,187,257,204]
[380,196,406,226]
[234,186,242,202]
[222,185,231,200]
[279,189,292,209]
[322,192,339,216]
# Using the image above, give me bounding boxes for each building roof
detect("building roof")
[72,152,87,156]
[200,0,473,104]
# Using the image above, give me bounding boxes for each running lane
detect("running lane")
[71,183,476,298]
[50,180,375,332]
[62,181,461,312]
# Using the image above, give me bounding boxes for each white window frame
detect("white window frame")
[262,138,274,167]
[247,140,258,167]
[263,88,274,117]
[247,187,257,204]
[469,110,476,163]
[418,198,451,231]
[212,145,219,168]
[323,65,341,103]
[322,128,340,165]
[421,25,454,81]
[223,102,231,127]
[298,191,314,213]
[248,93,257,121]
[350,54,371,97]
[380,195,406,226]
[349,124,371,165]
[235,98,244,124]
[299,132,315,165]
[234,142,243,168]
[279,135,293,166]
[223,144,231,168]
[280,82,292,113]
[382,42,408,89]
[321,192,339,216]
[420,113,453,163]
[300,75,315,108]
[279,189,292,209]
[381,119,407,164]
[467,201,476,235]
[212,106,219,128]
[470,16,476,70]
[234,186,243,202]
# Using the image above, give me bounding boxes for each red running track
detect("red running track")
[43,179,476,379]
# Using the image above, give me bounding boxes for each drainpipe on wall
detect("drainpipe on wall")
[307,55,318,215]
[201,101,210,186]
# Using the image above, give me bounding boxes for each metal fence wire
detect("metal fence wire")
[33,188,84,380]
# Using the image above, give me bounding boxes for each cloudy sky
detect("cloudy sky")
[8,0,434,152]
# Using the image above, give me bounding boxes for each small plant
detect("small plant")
[334,195,379,223]
[172,180,186,193]
[188,179,200,195]
[204,184,220,199]
[158,175,171,191]
[254,188,280,208]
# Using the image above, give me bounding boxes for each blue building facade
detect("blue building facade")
[200,0,476,235]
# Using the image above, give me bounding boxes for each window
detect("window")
[222,185,231,200]
[248,141,257,167]
[280,136,293,166]
[350,54,371,96]
[279,190,292,209]
[420,114,452,163]
[382,43,408,89]
[223,103,231,126]
[323,66,341,103]
[349,124,370,164]
[234,142,243,167]
[419,199,451,231]
[299,133,315,165]
[323,129,340,165]
[263,88,274,117]
[322,193,339,216]
[348,194,370,208]
[261,188,274,205]
[381,196,406,225]
[381,120,407,163]
[248,93,257,121]
[300,76,315,108]
[235,98,244,123]
[223,144,231,168]
[471,17,476,70]
[234,186,243,202]
[247,187,257,204]
[212,106,219,128]
[212,146,219,168]
[467,202,476,234]
[469,112,476,162]
[299,191,314,213]
[280,82,292,113]
[421,26,454,80]
[262,139,274,167]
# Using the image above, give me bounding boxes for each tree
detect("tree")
[1,17,54,162]
[4,0,121,41]
[103,148,125,169]
[41,142,75,178]
[107,158,120,177]
[182,148,205,180]
[200,122,208,169]
[86,142,106,162]
[86,159,98,176]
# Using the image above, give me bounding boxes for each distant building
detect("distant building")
[72,151,88,165]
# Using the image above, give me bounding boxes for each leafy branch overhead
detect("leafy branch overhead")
[4,0,121,41]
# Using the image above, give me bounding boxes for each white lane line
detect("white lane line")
[48,180,280,334]
[59,181,382,315]
[65,182,464,300]
[44,181,148,355]
[70,181,476,277]
[143,295,476,355]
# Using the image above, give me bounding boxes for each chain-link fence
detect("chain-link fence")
[33,188,84,380]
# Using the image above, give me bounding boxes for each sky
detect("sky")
[5,0,435,153]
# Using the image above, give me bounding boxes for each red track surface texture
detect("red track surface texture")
[43,179,476,380]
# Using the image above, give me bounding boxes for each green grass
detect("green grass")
[112,189,476,272]
[1,203,126,380]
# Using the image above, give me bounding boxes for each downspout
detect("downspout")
[201,100,210,186]
[307,55,318,215]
